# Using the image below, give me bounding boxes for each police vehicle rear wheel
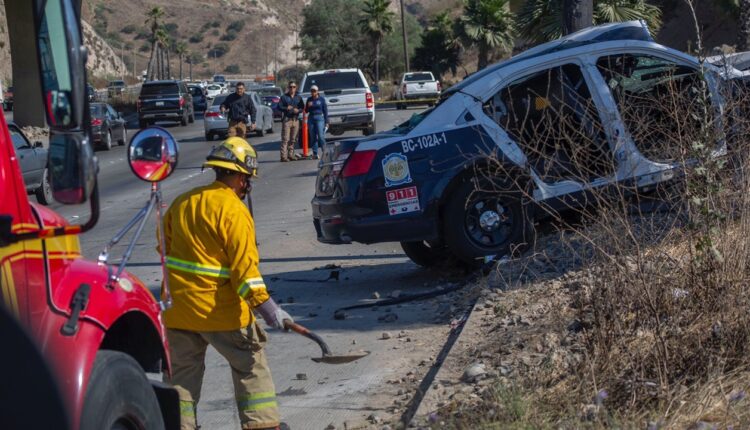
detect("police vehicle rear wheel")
[443,178,534,264]
[80,351,165,430]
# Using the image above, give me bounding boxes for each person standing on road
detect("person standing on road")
[220,82,256,138]
[306,85,329,160]
[161,137,292,430]
[277,81,304,162]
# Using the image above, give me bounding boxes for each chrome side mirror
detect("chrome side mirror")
[128,127,178,182]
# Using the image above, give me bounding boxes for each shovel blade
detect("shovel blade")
[311,351,370,364]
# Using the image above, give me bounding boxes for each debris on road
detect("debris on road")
[314,263,342,270]
[295,373,308,381]
[372,291,381,299]
[381,332,392,340]
[378,312,399,323]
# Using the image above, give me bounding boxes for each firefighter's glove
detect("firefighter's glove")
[257,298,293,331]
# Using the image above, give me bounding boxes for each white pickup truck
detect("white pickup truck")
[394,71,441,109]
[300,68,376,136]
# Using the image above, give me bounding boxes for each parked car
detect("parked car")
[205,83,224,99]
[137,79,195,128]
[203,92,274,141]
[395,71,441,109]
[256,86,283,120]
[3,85,13,111]
[212,74,227,84]
[107,79,126,98]
[8,122,51,205]
[300,68,376,135]
[90,102,128,150]
[189,84,208,112]
[311,20,743,267]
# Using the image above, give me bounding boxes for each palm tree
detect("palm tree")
[175,42,187,80]
[155,27,170,79]
[459,0,515,70]
[145,6,165,80]
[518,0,661,44]
[358,0,395,84]
[412,12,463,78]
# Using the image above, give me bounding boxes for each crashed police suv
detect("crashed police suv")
[312,21,745,267]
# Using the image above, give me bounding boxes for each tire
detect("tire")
[103,130,113,150]
[118,127,127,146]
[35,168,53,205]
[400,241,450,268]
[139,119,148,129]
[205,132,214,141]
[180,112,188,126]
[80,351,164,430]
[443,177,534,264]
[363,121,376,136]
[256,126,264,137]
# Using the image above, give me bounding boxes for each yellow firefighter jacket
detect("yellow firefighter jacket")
[161,181,269,331]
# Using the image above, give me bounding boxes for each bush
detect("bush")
[207,43,229,58]
[164,23,179,34]
[189,34,203,44]
[211,29,220,37]
[227,20,245,33]
[139,43,151,53]
[121,24,137,34]
[210,20,220,28]
[224,64,240,74]
[220,30,237,41]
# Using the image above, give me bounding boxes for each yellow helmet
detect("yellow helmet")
[203,137,258,176]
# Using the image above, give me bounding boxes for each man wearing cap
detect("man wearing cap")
[161,136,292,430]
[277,81,304,162]
[220,82,256,138]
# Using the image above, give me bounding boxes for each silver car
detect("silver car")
[203,92,275,141]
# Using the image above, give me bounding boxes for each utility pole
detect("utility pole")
[400,0,409,73]
[562,0,593,35]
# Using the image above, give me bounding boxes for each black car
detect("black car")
[188,84,208,113]
[90,102,127,150]
[9,122,51,205]
[137,80,195,128]
[256,86,283,120]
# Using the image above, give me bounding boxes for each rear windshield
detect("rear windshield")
[211,95,227,106]
[90,104,104,116]
[207,84,222,91]
[302,72,365,92]
[141,83,179,96]
[405,73,434,82]
[257,87,282,97]
[109,81,125,87]
[213,75,226,83]
[189,86,203,96]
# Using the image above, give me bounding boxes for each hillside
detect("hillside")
[80,0,308,81]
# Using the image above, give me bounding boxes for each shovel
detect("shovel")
[283,320,370,364]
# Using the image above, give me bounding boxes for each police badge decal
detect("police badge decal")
[382,153,412,187]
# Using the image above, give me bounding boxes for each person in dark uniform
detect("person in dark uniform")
[220,82,256,138]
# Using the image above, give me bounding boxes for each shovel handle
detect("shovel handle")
[283,319,332,356]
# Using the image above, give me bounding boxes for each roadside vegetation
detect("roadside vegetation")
[421,10,750,427]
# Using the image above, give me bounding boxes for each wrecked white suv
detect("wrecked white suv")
[312,20,743,266]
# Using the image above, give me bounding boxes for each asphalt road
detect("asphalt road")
[49,108,453,429]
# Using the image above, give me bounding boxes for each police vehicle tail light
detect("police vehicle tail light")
[366,92,374,109]
[342,150,376,178]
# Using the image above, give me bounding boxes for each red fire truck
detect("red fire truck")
[0,0,179,428]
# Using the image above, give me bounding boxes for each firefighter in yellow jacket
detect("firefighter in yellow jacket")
[161,137,292,430]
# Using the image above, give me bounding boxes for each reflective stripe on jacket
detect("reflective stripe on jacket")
[161,181,269,331]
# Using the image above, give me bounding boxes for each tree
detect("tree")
[412,12,462,79]
[458,0,515,70]
[358,0,395,84]
[145,6,165,80]
[517,0,662,44]
[563,0,593,35]
[175,42,187,80]
[739,0,750,50]
[301,0,370,69]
